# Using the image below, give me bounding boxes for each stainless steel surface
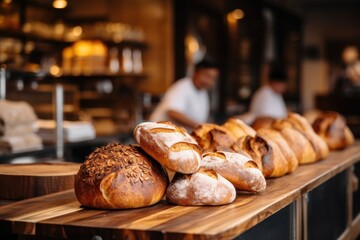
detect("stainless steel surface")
[54,84,64,159]
[290,198,302,240]
[0,67,6,100]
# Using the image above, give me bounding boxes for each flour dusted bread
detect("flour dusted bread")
[287,113,329,160]
[166,167,236,206]
[74,143,169,209]
[272,119,317,164]
[192,123,236,153]
[312,111,354,150]
[222,118,256,139]
[134,121,201,174]
[202,151,266,192]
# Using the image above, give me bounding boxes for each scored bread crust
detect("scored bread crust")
[272,119,317,164]
[134,121,202,174]
[222,118,256,140]
[202,151,266,192]
[312,111,354,150]
[287,113,329,160]
[74,143,169,209]
[192,123,237,153]
[166,167,236,206]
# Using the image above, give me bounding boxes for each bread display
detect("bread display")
[312,111,354,150]
[272,119,317,164]
[166,167,236,206]
[222,118,256,139]
[192,123,236,153]
[286,113,329,160]
[74,143,169,209]
[134,121,202,174]
[202,151,266,192]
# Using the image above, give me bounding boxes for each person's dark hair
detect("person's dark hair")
[194,58,219,71]
[269,67,287,83]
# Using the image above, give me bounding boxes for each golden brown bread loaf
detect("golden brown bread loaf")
[74,143,169,209]
[202,151,266,192]
[251,116,276,131]
[272,119,317,164]
[192,123,236,153]
[256,128,298,175]
[166,167,236,206]
[134,121,202,174]
[222,118,256,139]
[231,136,264,172]
[312,111,354,150]
[231,130,297,178]
[286,113,329,160]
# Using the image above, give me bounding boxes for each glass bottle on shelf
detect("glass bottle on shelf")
[109,47,119,74]
[122,48,133,73]
[133,49,143,74]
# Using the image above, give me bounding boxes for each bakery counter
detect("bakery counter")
[1,142,360,240]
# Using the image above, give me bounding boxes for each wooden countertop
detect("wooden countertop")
[0,162,81,200]
[1,142,360,240]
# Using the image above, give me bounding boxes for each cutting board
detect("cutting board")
[0,162,81,200]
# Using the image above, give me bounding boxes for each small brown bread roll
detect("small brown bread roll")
[74,143,169,209]
[192,123,236,153]
[166,167,236,206]
[312,111,354,150]
[222,118,256,139]
[251,116,276,131]
[134,121,201,174]
[287,113,329,160]
[202,151,266,192]
[272,119,317,164]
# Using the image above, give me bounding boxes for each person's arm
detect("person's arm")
[167,110,200,129]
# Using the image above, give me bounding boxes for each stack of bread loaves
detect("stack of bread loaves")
[134,121,266,206]
[193,113,346,178]
[74,121,266,209]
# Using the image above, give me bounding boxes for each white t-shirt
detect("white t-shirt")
[150,77,209,123]
[249,85,287,119]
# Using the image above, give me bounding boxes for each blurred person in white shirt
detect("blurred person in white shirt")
[249,67,288,120]
[150,59,219,129]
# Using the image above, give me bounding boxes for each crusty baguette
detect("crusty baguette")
[231,135,289,177]
[272,119,317,164]
[222,118,256,139]
[287,113,329,160]
[312,111,354,150]
[134,121,202,174]
[166,167,236,206]
[202,151,266,192]
[257,128,298,173]
[192,123,236,153]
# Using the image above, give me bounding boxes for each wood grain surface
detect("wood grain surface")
[0,162,81,200]
[0,142,360,240]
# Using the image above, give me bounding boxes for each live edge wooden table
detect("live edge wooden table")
[0,143,360,240]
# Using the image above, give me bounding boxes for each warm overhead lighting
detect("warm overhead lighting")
[72,26,82,37]
[227,9,245,23]
[52,0,67,9]
[233,9,245,20]
[4,0,12,4]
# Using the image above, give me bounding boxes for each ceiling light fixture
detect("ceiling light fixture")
[52,0,67,9]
